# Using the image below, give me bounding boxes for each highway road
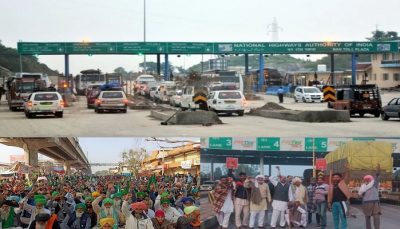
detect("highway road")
[0,92,399,137]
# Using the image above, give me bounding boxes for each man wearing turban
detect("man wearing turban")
[20,193,51,227]
[99,218,114,229]
[158,198,181,224]
[151,210,174,229]
[124,202,154,229]
[62,203,91,229]
[0,200,19,228]
[176,206,200,229]
[93,194,123,229]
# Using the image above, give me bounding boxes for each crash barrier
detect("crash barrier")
[249,109,350,122]
[323,85,336,102]
[265,86,291,95]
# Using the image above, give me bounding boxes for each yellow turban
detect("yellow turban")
[99,218,115,227]
[92,191,100,198]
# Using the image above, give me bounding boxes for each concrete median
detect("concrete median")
[150,110,223,125]
[250,109,351,122]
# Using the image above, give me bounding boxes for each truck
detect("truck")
[325,141,393,200]
[328,84,382,117]
[5,73,47,111]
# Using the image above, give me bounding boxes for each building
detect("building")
[0,66,12,85]
[356,52,400,88]
[141,143,200,176]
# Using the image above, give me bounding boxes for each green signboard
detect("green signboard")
[209,137,232,150]
[257,137,280,151]
[116,42,164,54]
[305,137,328,151]
[352,137,376,141]
[214,42,399,54]
[167,42,214,54]
[17,41,399,55]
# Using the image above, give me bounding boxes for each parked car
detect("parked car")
[149,87,158,101]
[24,91,64,118]
[381,97,400,120]
[207,90,245,116]
[294,86,324,103]
[170,89,183,107]
[86,89,101,109]
[95,91,128,113]
[200,181,215,191]
[180,86,198,111]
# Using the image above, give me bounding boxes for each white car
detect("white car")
[207,90,246,116]
[180,86,199,111]
[200,181,215,191]
[149,87,158,101]
[170,90,183,107]
[294,86,324,103]
[24,91,64,118]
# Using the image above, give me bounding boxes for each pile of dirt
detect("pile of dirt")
[128,94,160,108]
[248,102,289,115]
[257,102,289,110]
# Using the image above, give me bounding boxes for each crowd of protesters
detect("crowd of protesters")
[210,164,382,229]
[0,172,201,229]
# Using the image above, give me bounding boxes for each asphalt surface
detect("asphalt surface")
[0,92,399,137]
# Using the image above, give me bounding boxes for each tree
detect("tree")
[139,61,175,75]
[367,30,399,41]
[122,148,147,176]
[114,67,128,77]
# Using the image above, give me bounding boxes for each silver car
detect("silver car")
[95,91,128,113]
[24,92,64,118]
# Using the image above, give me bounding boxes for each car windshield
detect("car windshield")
[34,93,59,101]
[102,92,123,98]
[304,88,320,93]
[218,92,242,99]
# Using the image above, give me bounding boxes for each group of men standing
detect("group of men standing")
[211,165,382,229]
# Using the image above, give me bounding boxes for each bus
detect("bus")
[75,69,106,95]
[106,73,123,86]
[202,70,244,93]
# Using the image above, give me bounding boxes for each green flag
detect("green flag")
[146,174,157,191]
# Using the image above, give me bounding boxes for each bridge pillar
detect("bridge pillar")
[164,54,169,81]
[258,54,265,92]
[210,158,214,181]
[157,54,161,75]
[64,161,71,174]
[330,54,335,85]
[268,164,272,176]
[23,144,38,167]
[351,54,357,85]
[64,54,69,85]
[245,54,249,75]
[259,153,264,176]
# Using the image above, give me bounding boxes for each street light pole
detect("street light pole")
[143,0,147,73]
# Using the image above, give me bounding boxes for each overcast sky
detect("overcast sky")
[0,137,198,172]
[1,0,399,74]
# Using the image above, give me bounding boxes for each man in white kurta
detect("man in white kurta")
[270,166,294,228]
[245,175,271,228]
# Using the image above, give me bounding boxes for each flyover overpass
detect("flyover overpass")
[0,137,91,173]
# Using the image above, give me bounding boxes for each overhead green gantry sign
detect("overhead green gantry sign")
[17,41,399,55]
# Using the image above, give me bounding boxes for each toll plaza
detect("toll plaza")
[17,41,399,91]
[200,137,400,178]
